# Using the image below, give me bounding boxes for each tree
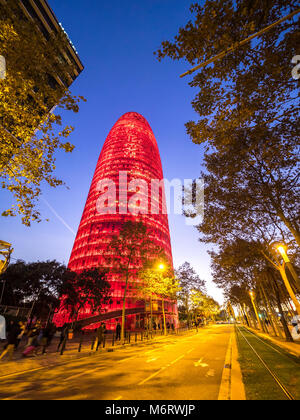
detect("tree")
[156,0,300,246]
[138,267,160,332]
[150,264,181,335]
[211,239,295,341]
[0,240,13,277]
[0,260,69,318]
[107,221,159,341]
[190,290,220,323]
[0,1,85,226]
[175,262,206,326]
[60,268,112,324]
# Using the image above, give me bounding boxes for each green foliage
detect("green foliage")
[156,0,300,248]
[61,268,112,319]
[0,260,68,316]
[0,1,85,225]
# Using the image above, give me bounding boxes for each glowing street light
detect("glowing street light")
[275,243,300,290]
[277,245,289,263]
[158,263,165,271]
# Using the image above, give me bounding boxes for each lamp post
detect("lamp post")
[267,242,300,315]
[157,263,167,335]
[276,245,300,290]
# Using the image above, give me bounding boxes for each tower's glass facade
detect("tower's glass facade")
[54,112,177,329]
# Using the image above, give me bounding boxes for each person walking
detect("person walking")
[57,325,67,352]
[95,324,105,351]
[16,321,26,349]
[0,314,6,341]
[116,321,121,341]
[0,321,22,361]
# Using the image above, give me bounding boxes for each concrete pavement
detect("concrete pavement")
[0,325,244,400]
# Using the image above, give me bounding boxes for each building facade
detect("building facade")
[0,0,84,143]
[3,0,84,86]
[54,112,178,330]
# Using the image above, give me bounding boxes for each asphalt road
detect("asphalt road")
[0,325,233,400]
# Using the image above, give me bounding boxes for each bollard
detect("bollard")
[96,339,101,351]
[141,332,143,341]
[129,333,131,344]
[112,334,115,347]
[103,335,106,348]
[135,333,137,343]
[91,336,96,351]
[78,338,83,353]
[60,338,67,355]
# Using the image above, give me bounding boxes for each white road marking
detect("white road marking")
[170,355,185,365]
[117,356,136,363]
[194,358,209,368]
[146,357,159,363]
[115,396,122,400]
[187,348,195,354]
[63,368,98,381]
[138,367,166,386]
[206,369,215,377]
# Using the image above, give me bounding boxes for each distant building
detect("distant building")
[4,0,84,87]
[0,0,84,140]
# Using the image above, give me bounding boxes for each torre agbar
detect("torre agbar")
[54,112,178,330]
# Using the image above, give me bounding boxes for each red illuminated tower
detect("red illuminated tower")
[54,112,177,329]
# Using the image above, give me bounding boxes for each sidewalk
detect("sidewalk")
[245,326,300,358]
[0,328,200,379]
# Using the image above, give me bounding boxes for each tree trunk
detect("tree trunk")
[241,304,249,326]
[268,271,293,342]
[162,298,167,335]
[276,209,300,248]
[260,283,281,337]
[121,271,130,342]
[279,266,300,315]
[150,295,153,332]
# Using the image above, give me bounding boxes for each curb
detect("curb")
[218,330,246,401]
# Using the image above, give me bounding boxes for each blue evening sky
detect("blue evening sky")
[1,0,224,303]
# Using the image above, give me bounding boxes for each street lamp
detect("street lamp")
[269,242,300,315]
[276,244,300,289]
[158,263,165,271]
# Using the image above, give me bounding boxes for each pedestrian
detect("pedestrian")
[0,321,22,361]
[0,314,6,341]
[95,324,104,351]
[57,325,68,352]
[22,332,41,357]
[116,322,121,341]
[26,324,40,348]
[39,325,54,355]
[16,321,26,349]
